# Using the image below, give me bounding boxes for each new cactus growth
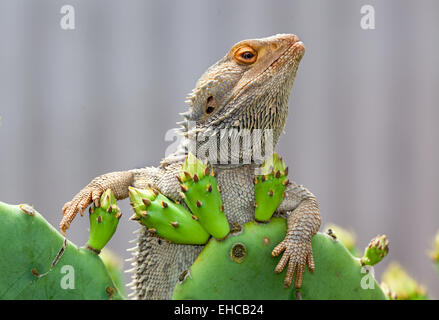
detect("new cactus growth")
[254,153,288,221]
[179,153,230,239]
[173,218,387,300]
[86,189,122,253]
[381,262,428,300]
[128,186,210,244]
[360,235,389,266]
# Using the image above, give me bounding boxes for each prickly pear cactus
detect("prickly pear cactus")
[178,153,230,239]
[0,201,123,300]
[254,153,288,222]
[129,186,210,244]
[172,218,387,300]
[360,235,389,266]
[86,189,122,253]
[381,262,427,300]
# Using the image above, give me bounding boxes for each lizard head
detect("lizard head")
[178,34,305,165]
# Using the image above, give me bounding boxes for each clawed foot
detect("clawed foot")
[272,236,315,290]
[60,171,134,235]
[60,186,103,235]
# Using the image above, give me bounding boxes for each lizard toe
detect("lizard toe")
[77,190,93,216]
[91,188,104,207]
[271,240,286,257]
[60,191,88,233]
[294,263,305,289]
[274,237,314,290]
[62,201,71,217]
[284,258,297,288]
[306,252,315,272]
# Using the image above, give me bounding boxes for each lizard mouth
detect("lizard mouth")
[257,40,305,81]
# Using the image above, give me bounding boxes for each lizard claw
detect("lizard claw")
[59,171,134,235]
[272,237,315,289]
[62,201,72,216]
[60,186,102,235]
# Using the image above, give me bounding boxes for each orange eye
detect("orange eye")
[234,46,257,64]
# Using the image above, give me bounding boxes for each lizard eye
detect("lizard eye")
[204,96,217,115]
[241,52,254,59]
[234,46,257,64]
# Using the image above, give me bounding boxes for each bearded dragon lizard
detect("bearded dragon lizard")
[60,34,321,299]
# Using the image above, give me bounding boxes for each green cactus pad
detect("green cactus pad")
[0,201,123,300]
[179,153,230,239]
[129,186,210,244]
[254,153,288,221]
[360,235,389,266]
[172,217,386,300]
[86,189,122,253]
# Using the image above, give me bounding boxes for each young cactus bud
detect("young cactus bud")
[128,186,210,245]
[381,262,428,300]
[86,189,121,254]
[254,153,288,222]
[179,153,230,240]
[360,235,389,266]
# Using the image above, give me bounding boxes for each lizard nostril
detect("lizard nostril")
[270,43,278,50]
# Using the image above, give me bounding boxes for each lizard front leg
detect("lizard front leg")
[272,183,321,290]
[60,171,135,234]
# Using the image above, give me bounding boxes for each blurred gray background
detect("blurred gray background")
[1,0,438,298]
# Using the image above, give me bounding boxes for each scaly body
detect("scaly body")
[60,34,321,299]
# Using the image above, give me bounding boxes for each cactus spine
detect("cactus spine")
[323,224,359,256]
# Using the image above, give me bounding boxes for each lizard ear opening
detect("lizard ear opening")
[204,96,217,115]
